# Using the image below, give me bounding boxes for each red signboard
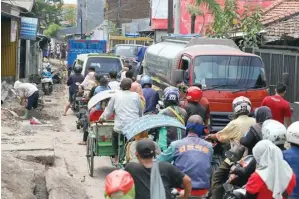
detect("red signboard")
[151,0,273,34]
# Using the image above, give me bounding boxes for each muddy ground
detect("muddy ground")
[1,63,115,199]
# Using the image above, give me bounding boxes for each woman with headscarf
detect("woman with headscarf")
[245,140,296,199]
[79,72,97,98]
[126,131,161,163]
[240,106,272,155]
[131,81,146,112]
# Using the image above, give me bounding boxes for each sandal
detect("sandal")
[78,141,87,145]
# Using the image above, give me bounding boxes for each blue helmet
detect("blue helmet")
[140,75,152,88]
[163,86,179,103]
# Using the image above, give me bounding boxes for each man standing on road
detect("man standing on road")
[108,71,120,90]
[261,82,292,127]
[100,78,143,163]
[125,139,192,199]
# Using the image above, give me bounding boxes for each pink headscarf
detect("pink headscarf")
[130,82,143,96]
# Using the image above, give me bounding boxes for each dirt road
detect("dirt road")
[2,77,115,199]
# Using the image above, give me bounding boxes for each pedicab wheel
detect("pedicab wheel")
[86,137,94,177]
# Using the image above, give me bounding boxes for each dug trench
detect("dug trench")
[1,78,89,199]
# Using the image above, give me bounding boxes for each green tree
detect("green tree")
[107,20,119,36]
[32,0,63,30]
[63,7,77,26]
[241,5,262,47]
[44,23,61,37]
[193,0,221,34]
[208,0,262,47]
[209,0,239,38]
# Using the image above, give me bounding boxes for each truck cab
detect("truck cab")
[143,37,269,132]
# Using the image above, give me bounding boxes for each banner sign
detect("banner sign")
[19,17,38,40]
[10,19,17,42]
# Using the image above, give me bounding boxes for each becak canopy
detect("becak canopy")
[105,170,135,199]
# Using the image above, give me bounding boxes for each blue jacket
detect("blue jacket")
[283,146,299,198]
[158,135,213,189]
[143,87,159,113]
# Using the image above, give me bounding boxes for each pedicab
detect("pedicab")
[86,96,186,177]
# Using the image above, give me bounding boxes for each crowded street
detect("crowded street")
[1,0,299,198]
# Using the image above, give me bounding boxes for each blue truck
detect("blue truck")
[67,39,107,69]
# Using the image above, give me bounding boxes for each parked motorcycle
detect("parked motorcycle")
[41,69,53,95]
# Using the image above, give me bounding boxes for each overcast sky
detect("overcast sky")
[64,0,77,4]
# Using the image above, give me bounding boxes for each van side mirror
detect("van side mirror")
[282,73,289,86]
[171,70,184,85]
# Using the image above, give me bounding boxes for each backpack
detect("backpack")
[251,124,263,141]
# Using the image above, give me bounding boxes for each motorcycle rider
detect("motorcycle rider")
[88,74,103,99]
[245,140,296,199]
[94,77,110,95]
[140,75,160,114]
[63,65,84,116]
[206,96,256,149]
[158,115,213,197]
[108,71,120,90]
[210,117,288,199]
[157,86,187,151]
[183,86,207,124]
[283,121,299,199]
[13,81,39,119]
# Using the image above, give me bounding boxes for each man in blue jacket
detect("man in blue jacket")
[158,115,213,195]
[283,121,299,199]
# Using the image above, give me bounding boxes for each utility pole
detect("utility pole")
[174,0,180,34]
[85,0,88,33]
[80,3,83,39]
[167,0,174,34]
[117,0,120,28]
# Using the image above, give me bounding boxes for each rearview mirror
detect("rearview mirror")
[171,70,184,85]
[282,73,289,86]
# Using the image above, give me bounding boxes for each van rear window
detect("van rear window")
[85,57,122,76]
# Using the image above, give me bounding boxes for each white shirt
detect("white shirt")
[108,80,120,90]
[101,90,143,132]
[16,83,38,98]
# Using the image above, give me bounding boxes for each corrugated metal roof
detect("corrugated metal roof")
[2,0,34,11]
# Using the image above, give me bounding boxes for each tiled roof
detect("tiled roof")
[261,0,299,37]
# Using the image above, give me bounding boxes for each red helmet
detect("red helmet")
[186,86,203,102]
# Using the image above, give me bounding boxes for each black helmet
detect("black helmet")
[73,65,82,74]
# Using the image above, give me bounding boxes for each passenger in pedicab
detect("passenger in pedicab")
[130,80,146,113]
[100,78,143,164]
[126,131,161,163]
[157,86,187,151]
[158,115,213,197]
[140,75,160,114]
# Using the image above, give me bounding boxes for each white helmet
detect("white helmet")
[286,121,299,145]
[262,119,287,145]
[232,96,251,115]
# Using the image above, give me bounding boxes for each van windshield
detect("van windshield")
[85,57,122,76]
[114,45,141,58]
[193,55,267,89]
